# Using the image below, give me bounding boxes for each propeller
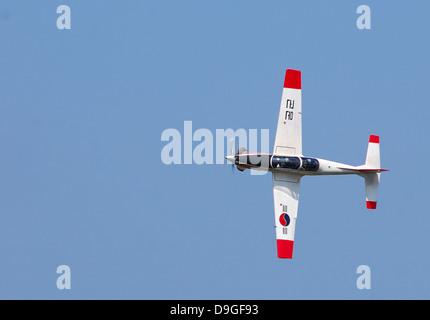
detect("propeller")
[229,139,235,172]
[225,139,248,172]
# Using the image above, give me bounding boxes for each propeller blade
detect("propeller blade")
[230,138,235,156]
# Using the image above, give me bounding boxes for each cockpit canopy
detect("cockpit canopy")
[271,156,319,172]
[271,156,301,170]
[301,157,319,172]
[235,154,320,172]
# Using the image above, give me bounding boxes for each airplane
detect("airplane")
[225,69,388,259]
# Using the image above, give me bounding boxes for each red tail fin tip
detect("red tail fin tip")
[369,135,380,144]
[366,201,377,209]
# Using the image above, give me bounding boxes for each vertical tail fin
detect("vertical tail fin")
[363,135,382,209]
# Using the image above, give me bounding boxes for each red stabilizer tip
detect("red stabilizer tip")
[367,201,377,209]
[283,69,301,89]
[369,135,380,144]
[277,240,294,259]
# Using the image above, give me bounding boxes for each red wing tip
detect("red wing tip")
[283,69,301,89]
[366,201,377,209]
[277,239,294,259]
[369,135,380,144]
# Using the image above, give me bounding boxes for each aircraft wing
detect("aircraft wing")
[272,172,301,259]
[273,69,302,156]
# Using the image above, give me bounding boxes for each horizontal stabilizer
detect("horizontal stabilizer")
[361,135,384,209]
[365,135,381,168]
[363,173,380,209]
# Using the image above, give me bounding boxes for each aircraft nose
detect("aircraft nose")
[225,155,235,163]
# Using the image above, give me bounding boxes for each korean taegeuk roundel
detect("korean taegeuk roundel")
[279,213,291,227]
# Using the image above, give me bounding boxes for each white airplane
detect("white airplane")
[226,69,388,259]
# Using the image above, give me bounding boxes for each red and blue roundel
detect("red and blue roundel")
[279,213,291,227]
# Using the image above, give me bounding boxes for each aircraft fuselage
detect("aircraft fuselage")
[226,153,369,176]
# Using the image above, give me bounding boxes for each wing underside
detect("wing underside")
[272,172,301,259]
[273,69,302,156]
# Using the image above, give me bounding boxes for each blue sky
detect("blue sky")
[0,0,429,299]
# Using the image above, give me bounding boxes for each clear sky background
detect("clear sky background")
[0,1,429,299]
